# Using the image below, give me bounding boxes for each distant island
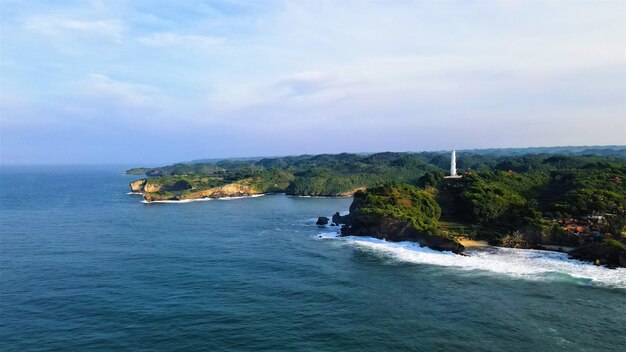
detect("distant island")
[127,146,626,267]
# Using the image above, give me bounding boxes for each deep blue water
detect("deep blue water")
[1,166,625,352]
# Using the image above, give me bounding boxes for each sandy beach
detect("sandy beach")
[459,238,489,248]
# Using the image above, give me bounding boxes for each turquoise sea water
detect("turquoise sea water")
[1,166,625,352]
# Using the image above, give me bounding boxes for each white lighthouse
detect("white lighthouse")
[450,149,457,176]
[445,149,462,179]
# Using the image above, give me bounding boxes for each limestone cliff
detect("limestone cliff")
[128,179,162,193]
[129,179,146,192]
[142,180,261,202]
[142,183,162,193]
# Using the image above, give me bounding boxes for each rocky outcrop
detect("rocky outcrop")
[331,184,463,253]
[341,216,465,253]
[143,183,162,193]
[142,181,261,202]
[129,179,162,193]
[570,243,626,268]
[129,179,146,192]
[316,217,329,225]
[332,212,346,225]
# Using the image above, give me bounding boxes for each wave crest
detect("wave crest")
[318,234,626,289]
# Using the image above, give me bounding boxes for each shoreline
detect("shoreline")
[140,194,266,204]
[134,192,355,203]
[458,238,489,248]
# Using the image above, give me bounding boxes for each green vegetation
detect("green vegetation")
[129,152,444,197]
[352,184,441,234]
[429,159,626,246]
[129,147,626,261]
[125,168,150,175]
[143,175,224,192]
[604,239,626,252]
[125,148,626,267]
[129,147,626,239]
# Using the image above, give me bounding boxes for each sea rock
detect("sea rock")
[316,217,329,226]
[569,243,626,268]
[332,212,347,225]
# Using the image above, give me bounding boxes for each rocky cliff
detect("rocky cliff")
[569,241,626,268]
[340,215,465,253]
[141,181,261,202]
[129,179,162,193]
[333,185,464,254]
[129,179,146,192]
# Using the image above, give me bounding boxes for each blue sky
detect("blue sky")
[1,0,625,165]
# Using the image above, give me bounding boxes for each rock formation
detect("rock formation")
[141,181,260,202]
[333,185,464,254]
[129,179,146,192]
[570,242,626,268]
[340,216,465,253]
[316,217,330,226]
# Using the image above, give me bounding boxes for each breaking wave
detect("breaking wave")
[141,198,214,204]
[217,194,265,200]
[316,233,626,289]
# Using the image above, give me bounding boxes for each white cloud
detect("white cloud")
[76,74,159,108]
[137,32,223,48]
[2,0,625,163]
[24,16,124,40]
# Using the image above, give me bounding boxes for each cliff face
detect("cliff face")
[128,179,162,193]
[570,242,626,268]
[143,183,162,193]
[335,185,464,254]
[129,179,146,192]
[341,216,465,253]
[142,181,260,202]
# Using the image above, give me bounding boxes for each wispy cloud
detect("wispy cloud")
[75,74,160,109]
[137,32,224,48]
[24,16,125,40]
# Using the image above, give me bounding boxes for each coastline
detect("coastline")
[130,192,624,268]
[458,238,489,248]
[136,191,355,203]
[140,193,266,204]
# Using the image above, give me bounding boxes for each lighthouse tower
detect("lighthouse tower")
[450,149,457,177]
[445,149,462,179]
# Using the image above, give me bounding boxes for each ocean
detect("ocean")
[1,166,625,352]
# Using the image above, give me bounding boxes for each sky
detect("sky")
[1,0,625,165]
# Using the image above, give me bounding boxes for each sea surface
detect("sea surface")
[1,166,625,352]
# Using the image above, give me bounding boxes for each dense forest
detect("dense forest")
[128,147,626,203]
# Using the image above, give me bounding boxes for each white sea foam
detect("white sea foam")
[141,194,266,204]
[319,235,626,288]
[127,192,143,195]
[288,195,351,199]
[217,194,265,200]
[316,231,341,239]
[141,197,214,204]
